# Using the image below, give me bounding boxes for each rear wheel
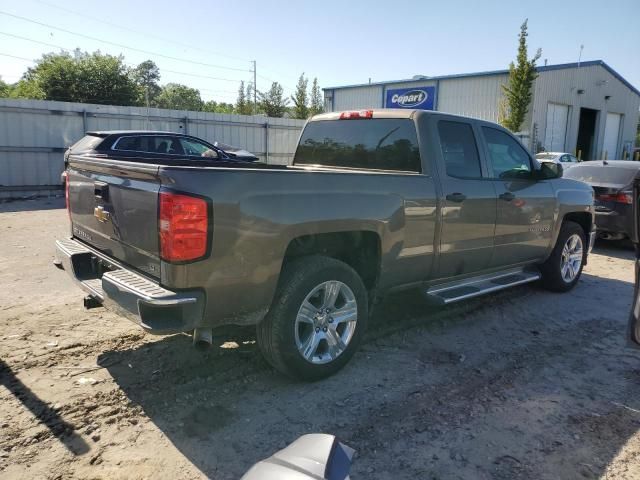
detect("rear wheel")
[540,221,586,292]
[257,256,368,381]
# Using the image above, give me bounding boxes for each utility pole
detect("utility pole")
[145,86,150,129]
[252,60,257,114]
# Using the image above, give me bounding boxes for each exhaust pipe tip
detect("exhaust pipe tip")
[83,295,102,309]
[193,328,213,350]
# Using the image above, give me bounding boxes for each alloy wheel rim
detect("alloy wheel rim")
[560,234,583,283]
[294,280,358,365]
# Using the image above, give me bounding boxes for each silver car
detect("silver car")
[535,151,581,168]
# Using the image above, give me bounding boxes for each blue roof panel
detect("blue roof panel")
[324,60,640,97]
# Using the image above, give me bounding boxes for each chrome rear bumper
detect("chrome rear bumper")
[55,238,205,334]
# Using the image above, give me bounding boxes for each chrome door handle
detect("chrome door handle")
[446,192,466,203]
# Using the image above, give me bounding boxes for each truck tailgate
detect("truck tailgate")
[67,156,161,278]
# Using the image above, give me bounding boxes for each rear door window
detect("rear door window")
[294,119,421,172]
[113,136,144,152]
[437,121,482,178]
[114,136,184,155]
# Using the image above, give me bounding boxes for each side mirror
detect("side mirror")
[537,161,563,179]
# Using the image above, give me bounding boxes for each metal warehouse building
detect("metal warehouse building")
[323,61,640,160]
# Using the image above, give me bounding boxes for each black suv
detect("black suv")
[63,131,258,173]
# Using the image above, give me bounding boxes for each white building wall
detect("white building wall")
[437,74,508,123]
[532,64,640,158]
[332,85,383,111]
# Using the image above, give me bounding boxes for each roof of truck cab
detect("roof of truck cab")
[308,109,496,124]
[86,130,186,136]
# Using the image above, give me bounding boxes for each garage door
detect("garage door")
[544,103,569,152]
[603,113,622,159]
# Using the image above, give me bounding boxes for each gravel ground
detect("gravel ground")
[0,197,639,480]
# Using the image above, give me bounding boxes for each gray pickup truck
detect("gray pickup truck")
[55,109,595,380]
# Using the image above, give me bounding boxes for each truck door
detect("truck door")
[480,127,555,267]
[434,119,497,278]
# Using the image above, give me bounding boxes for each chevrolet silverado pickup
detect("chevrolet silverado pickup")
[55,110,595,380]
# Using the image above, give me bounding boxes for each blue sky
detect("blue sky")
[0,0,638,103]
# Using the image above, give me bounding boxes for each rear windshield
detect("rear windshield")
[70,134,104,152]
[564,163,640,185]
[294,119,421,172]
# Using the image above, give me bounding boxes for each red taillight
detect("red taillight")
[597,192,632,204]
[159,192,209,262]
[339,110,373,120]
[64,172,70,218]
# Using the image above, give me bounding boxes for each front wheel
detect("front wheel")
[540,221,586,292]
[257,256,368,381]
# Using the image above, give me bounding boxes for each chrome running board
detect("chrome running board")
[425,268,541,305]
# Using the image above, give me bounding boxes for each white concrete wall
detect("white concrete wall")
[0,99,305,198]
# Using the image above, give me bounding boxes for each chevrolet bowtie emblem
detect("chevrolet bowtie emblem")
[94,205,111,223]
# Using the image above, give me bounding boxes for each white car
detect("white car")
[535,152,581,168]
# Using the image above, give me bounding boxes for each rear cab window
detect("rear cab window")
[293,118,421,173]
[69,134,105,153]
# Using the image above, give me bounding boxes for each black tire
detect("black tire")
[540,221,586,292]
[257,256,368,381]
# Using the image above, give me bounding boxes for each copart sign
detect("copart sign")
[385,86,435,110]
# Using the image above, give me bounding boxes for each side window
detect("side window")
[437,121,482,178]
[180,138,218,158]
[113,136,144,152]
[560,155,569,163]
[569,155,579,163]
[482,127,532,179]
[145,136,184,155]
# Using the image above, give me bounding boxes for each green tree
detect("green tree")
[259,82,289,118]
[132,60,161,107]
[156,83,203,111]
[500,20,541,132]
[20,50,138,105]
[291,73,309,119]
[309,77,323,116]
[236,80,252,115]
[7,80,45,99]
[0,77,9,97]
[203,100,235,114]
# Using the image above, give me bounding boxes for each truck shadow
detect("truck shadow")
[0,359,90,456]
[592,239,635,260]
[99,272,639,478]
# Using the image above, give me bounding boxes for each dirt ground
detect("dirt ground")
[1,197,639,480]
